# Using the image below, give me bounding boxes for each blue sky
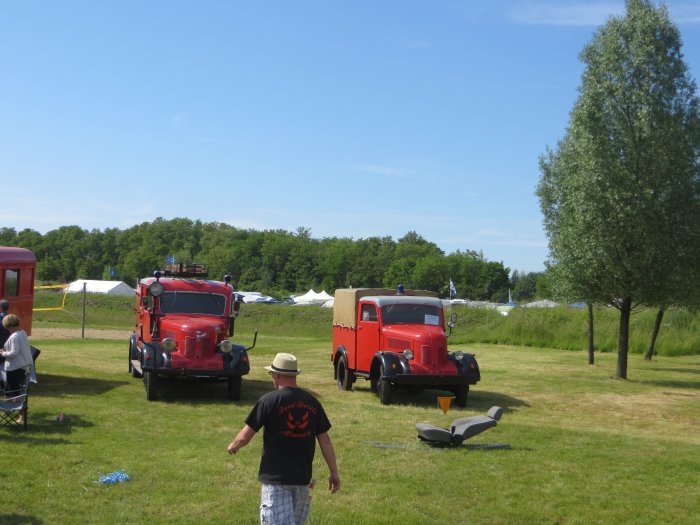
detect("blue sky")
[2,1,699,274]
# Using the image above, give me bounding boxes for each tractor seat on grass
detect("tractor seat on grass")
[416,406,504,446]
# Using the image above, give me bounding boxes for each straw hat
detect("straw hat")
[264,353,301,376]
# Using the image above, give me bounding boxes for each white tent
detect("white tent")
[66,279,135,296]
[293,289,333,305]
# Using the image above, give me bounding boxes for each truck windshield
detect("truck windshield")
[380,304,442,326]
[158,292,227,315]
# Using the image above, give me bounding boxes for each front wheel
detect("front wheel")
[228,376,242,401]
[336,355,353,391]
[144,371,157,401]
[378,365,392,405]
[454,385,468,407]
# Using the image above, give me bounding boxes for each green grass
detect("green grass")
[3,325,699,524]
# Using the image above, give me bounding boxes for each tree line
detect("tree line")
[0,220,548,302]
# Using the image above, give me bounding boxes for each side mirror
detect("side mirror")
[448,313,457,327]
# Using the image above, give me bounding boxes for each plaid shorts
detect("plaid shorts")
[260,483,311,525]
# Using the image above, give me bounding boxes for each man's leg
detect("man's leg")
[291,485,311,524]
[260,484,296,525]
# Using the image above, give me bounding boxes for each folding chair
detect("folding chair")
[0,367,31,431]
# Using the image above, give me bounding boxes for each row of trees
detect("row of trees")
[537,1,700,377]
[0,221,546,303]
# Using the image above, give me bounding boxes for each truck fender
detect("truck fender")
[372,351,410,380]
[226,344,251,375]
[129,334,140,361]
[142,342,169,369]
[449,351,481,383]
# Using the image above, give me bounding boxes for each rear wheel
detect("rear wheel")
[228,376,242,401]
[336,355,353,391]
[144,371,157,401]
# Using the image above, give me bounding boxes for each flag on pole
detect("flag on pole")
[449,278,457,299]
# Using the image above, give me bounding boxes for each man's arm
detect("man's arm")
[317,432,340,493]
[227,424,257,454]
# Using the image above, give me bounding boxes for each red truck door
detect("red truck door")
[356,302,379,373]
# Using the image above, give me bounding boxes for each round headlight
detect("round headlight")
[161,338,175,352]
[403,349,414,361]
[220,340,233,353]
[149,281,164,297]
[453,351,465,361]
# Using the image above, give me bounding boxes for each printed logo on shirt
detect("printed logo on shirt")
[279,401,316,438]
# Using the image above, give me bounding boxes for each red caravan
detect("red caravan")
[0,247,36,334]
[331,287,480,406]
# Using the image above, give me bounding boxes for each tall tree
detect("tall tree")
[537,0,700,379]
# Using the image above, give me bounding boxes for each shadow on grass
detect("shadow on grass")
[348,385,527,412]
[0,513,43,525]
[0,411,94,444]
[31,374,129,397]
[640,379,700,389]
[650,367,700,375]
[146,376,274,405]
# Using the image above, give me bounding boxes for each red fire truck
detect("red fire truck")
[129,264,256,401]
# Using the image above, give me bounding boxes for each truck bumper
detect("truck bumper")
[384,374,475,387]
[133,361,247,378]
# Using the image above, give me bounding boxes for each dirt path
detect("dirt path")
[30,327,132,340]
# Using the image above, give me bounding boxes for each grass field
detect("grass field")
[2,319,699,524]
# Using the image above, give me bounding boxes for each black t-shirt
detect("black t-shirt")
[245,386,331,485]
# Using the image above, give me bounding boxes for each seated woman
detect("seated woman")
[0,314,33,397]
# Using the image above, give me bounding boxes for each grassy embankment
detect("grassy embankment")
[33,292,700,356]
[0,293,696,523]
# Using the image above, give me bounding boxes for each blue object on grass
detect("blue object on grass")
[96,469,131,485]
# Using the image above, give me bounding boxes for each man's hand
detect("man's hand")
[328,472,341,494]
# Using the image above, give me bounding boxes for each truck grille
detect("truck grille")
[184,335,211,359]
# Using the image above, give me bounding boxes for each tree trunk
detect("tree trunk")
[616,297,631,379]
[644,307,665,361]
[587,302,594,365]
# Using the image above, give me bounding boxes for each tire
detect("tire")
[144,371,157,401]
[336,355,353,391]
[378,365,392,405]
[228,375,242,401]
[455,385,468,408]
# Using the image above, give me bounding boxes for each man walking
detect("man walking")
[227,352,340,525]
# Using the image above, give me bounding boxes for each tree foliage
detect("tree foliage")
[1,219,529,301]
[537,0,700,378]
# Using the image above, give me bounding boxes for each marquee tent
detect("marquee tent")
[293,289,333,305]
[65,280,135,296]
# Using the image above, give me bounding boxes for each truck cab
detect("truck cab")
[332,287,480,406]
[129,264,256,401]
